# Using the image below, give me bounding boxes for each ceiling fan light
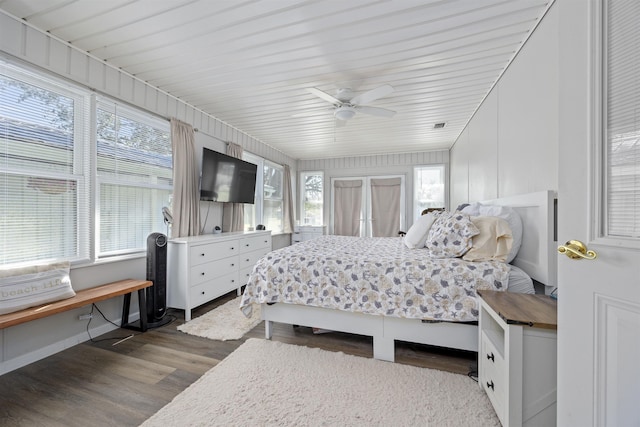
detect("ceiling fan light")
[334,106,356,121]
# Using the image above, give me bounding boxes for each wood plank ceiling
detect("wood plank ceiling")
[0,0,551,160]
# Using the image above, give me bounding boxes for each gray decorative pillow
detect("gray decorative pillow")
[0,262,75,315]
[426,212,479,258]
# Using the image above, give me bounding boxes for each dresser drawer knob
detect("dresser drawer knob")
[200,253,205,256]
[201,291,205,295]
[487,352,494,362]
[231,247,235,250]
[201,272,205,276]
[245,243,250,247]
[486,380,494,390]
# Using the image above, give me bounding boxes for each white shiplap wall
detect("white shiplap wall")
[298,150,448,172]
[0,11,295,375]
[449,3,559,209]
[298,150,449,230]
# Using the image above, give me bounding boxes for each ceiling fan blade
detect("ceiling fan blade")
[356,106,397,118]
[307,87,342,105]
[350,84,394,106]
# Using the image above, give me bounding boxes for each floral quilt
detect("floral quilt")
[240,235,510,322]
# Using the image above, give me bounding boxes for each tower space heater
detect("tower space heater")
[145,232,172,328]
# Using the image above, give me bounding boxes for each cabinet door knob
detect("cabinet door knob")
[200,253,205,256]
[231,247,235,250]
[486,380,494,390]
[487,352,494,362]
[231,263,235,267]
[201,272,205,276]
[201,291,205,295]
[245,243,250,247]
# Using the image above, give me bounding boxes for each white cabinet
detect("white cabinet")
[292,225,325,243]
[478,290,557,427]
[167,231,271,321]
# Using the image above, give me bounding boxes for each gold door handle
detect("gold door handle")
[557,240,597,260]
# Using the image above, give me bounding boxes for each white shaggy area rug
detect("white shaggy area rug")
[177,298,261,341]
[141,338,499,427]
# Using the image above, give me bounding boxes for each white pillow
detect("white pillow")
[0,262,76,315]
[507,265,534,294]
[462,202,522,262]
[403,213,437,248]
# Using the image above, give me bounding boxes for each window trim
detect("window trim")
[263,159,284,233]
[243,152,286,234]
[0,58,174,268]
[412,164,447,223]
[591,0,640,250]
[0,60,92,266]
[95,96,172,259]
[299,170,324,226]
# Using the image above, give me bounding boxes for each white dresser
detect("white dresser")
[478,290,557,427]
[167,230,271,321]
[292,225,325,243]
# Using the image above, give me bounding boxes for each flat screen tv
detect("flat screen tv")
[200,148,257,204]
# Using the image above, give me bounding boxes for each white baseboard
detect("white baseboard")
[0,312,140,376]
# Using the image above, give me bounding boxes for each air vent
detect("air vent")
[433,122,446,129]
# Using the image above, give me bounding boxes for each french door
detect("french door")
[330,175,405,237]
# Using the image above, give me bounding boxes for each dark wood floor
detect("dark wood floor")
[0,292,477,426]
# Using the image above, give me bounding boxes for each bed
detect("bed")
[240,190,557,362]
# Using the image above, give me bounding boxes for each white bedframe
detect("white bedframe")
[262,190,557,361]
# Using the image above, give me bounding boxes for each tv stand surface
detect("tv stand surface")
[167,230,271,321]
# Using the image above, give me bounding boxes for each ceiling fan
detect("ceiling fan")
[295,84,397,121]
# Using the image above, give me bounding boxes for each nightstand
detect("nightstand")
[477,290,557,427]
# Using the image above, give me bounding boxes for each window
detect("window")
[300,171,323,225]
[605,0,640,239]
[1,63,171,266]
[243,153,284,233]
[262,160,284,232]
[0,64,90,266]
[96,99,172,257]
[413,165,445,222]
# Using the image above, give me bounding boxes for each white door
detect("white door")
[331,176,405,237]
[331,177,366,236]
[557,1,640,426]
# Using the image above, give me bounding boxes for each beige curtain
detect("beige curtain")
[333,180,362,236]
[283,164,295,234]
[370,177,401,237]
[222,142,244,232]
[170,118,200,238]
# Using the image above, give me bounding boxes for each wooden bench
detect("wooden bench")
[0,279,153,331]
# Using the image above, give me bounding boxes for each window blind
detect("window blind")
[0,66,89,265]
[96,99,171,256]
[606,0,640,238]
